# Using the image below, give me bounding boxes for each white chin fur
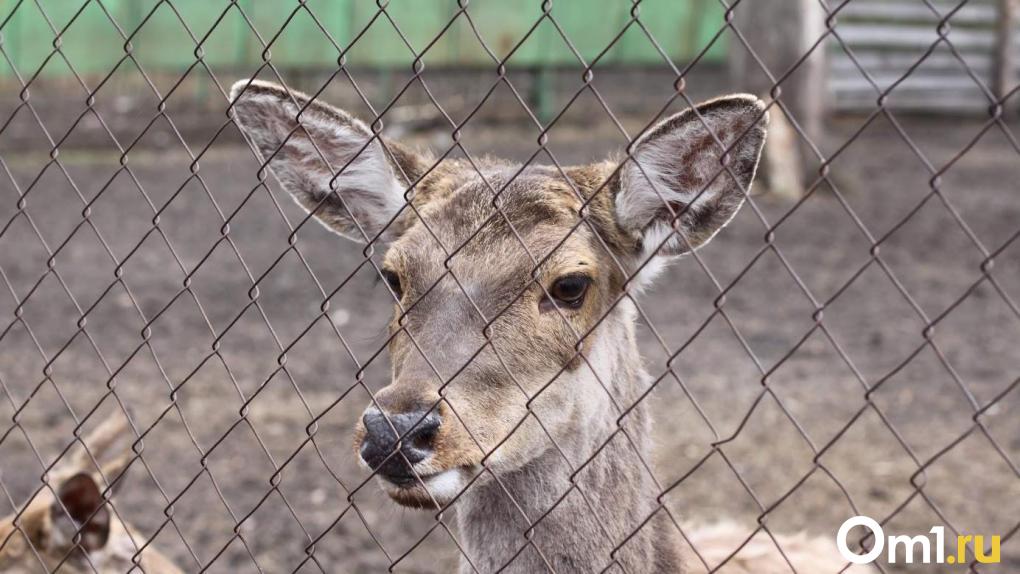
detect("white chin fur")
[421,468,464,500]
[379,467,466,504]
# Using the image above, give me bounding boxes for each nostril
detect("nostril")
[360,409,442,475]
[411,426,437,451]
[409,413,440,447]
[400,414,441,467]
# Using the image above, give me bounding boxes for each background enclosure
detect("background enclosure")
[0,1,1018,572]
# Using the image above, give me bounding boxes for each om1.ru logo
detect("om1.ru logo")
[838,516,1001,565]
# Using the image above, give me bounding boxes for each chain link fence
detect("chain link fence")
[1,1,1018,573]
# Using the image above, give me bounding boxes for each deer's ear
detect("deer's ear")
[50,473,110,553]
[230,80,428,243]
[614,95,767,259]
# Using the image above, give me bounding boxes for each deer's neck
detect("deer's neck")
[456,302,683,573]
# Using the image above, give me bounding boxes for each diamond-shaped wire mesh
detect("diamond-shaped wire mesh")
[0,1,1018,573]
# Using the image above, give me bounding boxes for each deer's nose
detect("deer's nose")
[359,409,441,484]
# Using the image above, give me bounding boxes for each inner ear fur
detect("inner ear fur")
[230,80,430,243]
[51,473,111,553]
[615,94,768,258]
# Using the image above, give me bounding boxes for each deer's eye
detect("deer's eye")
[546,274,591,310]
[381,269,402,299]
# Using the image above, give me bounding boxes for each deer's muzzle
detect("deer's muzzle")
[359,408,441,485]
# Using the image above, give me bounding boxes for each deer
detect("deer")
[0,411,183,574]
[231,80,871,573]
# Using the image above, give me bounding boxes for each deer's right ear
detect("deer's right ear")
[230,80,427,242]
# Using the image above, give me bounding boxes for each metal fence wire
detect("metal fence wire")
[0,0,1018,573]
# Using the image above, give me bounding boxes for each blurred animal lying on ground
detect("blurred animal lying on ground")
[232,79,872,573]
[0,411,183,573]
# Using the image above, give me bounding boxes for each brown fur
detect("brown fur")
[0,412,182,573]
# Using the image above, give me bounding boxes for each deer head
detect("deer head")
[0,412,183,573]
[231,80,767,509]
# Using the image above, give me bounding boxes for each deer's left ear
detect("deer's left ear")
[614,95,768,259]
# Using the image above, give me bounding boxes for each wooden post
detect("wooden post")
[728,0,826,200]
[994,0,1018,113]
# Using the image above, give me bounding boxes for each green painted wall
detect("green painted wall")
[0,0,726,77]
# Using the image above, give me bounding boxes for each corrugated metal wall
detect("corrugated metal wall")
[829,0,1004,112]
[0,0,726,76]
[4,1,1009,114]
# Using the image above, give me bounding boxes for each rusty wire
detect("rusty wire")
[0,0,1018,573]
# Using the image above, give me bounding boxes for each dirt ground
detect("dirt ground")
[1,101,1019,574]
